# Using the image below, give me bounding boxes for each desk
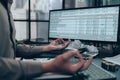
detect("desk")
[93,58,120,80]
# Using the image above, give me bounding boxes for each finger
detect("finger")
[71,60,84,73]
[62,39,71,48]
[64,39,71,46]
[63,50,84,62]
[54,38,62,45]
[60,51,85,73]
[66,51,84,73]
[55,38,60,43]
[58,38,70,45]
[74,51,84,62]
[55,38,64,45]
[59,38,65,45]
[55,38,63,42]
[81,56,93,71]
[62,50,77,59]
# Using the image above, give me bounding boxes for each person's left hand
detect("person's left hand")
[45,38,71,52]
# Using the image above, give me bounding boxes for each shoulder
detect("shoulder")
[0,3,7,16]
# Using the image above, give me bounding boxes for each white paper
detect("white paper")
[103,54,120,65]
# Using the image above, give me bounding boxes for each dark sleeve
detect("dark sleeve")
[0,58,43,80]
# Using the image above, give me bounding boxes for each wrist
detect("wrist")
[41,61,54,73]
[43,45,51,52]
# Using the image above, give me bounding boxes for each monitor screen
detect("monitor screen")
[49,6,120,43]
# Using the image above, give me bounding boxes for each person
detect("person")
[0,0,93,80]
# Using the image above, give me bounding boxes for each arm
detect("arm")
[0,50,92,80]
[0,58,43,80]
[16,38,71,58]
[16,44,48,58]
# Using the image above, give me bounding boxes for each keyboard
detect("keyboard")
[71,58,116,80]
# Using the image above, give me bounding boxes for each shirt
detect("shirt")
[0,1,43,80]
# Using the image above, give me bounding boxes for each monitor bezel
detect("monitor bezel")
[48,5,120,44]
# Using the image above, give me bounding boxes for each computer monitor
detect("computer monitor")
[49,5,120,43]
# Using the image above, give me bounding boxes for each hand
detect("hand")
[45,38,71,52]
[42,50,93,74]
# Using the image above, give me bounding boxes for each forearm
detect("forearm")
[17,44,47,52]
[16,44,49,57]
[0,58,43,80]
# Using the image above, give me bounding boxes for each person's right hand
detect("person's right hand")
[42,50,93,74]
